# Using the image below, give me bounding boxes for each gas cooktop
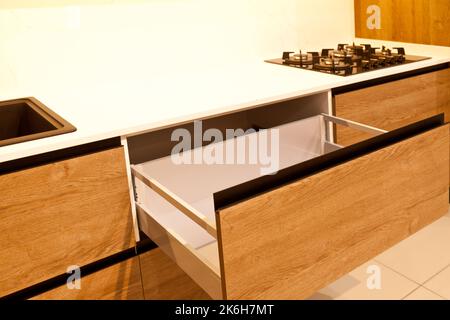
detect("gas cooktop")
[265,43,431,77]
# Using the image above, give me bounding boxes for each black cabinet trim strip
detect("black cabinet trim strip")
[0,137,121,175]
[213,114,445,211]
[332,63,450,95]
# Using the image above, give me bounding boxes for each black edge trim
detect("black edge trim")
[0,137,121,175]
[136,233,158,254]
[213,114,445,211]
[332,63,450,95]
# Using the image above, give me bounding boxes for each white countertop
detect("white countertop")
[1,46,449,163]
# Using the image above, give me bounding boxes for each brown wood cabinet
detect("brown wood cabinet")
[31,257,143,300]
[334,68,450,146]
[0,147,135,298]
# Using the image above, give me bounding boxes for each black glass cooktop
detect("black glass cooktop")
[265,43,431,77]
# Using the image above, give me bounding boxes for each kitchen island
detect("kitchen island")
[1,37,450,300]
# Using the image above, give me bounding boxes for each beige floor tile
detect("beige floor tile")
[375,216,450,284]
[424,265,450,299]
[308,261,418,300]
[403,287,445,300]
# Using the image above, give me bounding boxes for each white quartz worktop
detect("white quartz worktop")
[1,48,449,163]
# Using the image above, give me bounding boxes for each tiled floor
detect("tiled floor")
[309,208,450,300]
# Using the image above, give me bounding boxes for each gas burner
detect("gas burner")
[314,57,352,76]
[282,51,316,68]
[266,43,430,77]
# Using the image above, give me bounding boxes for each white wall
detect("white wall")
[0,0,355,76]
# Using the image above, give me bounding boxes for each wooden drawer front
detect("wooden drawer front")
[31,257,143,300]
[335,68,450,146]
[0,147,135,297]
[140,248,210,300]
[217,125,449,299]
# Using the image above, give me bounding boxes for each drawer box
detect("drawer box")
[0,147,135,297]
[131,114,449,299]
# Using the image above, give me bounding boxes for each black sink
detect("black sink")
[0,97,76,147]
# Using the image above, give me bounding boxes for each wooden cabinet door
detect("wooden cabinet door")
[334,69,450,146]
[0,147,135,297]
[31,257,143,300]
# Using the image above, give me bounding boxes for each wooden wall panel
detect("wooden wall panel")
[217,125,449,299]
[31,257,143,300]
[355,0,450,47]
[0,147,135,297]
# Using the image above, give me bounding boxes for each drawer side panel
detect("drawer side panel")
[136,205,222,299]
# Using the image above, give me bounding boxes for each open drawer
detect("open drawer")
[131,113,449,300]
